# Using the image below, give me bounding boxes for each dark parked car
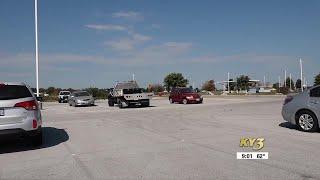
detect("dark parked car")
[169,87,203,104]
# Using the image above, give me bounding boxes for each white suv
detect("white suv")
[58,91,71,103]
[0,82,42,146]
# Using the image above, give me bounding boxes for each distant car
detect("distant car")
[282,86,320,132]
[58,91,71,103]
[68,91,94,107]
[169,87,203,104]
[0,82,42,146]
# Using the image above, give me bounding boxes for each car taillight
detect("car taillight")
[284,96,293,105]
[15,100,38,110]
[32,119,38,129]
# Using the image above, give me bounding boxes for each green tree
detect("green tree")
[84,87,107,99]
[202,80,216,92]
[164,73,188,91]
[296,79,302,89]
[47,87,56,95]
[285,77,294,89]
[148,84,165,93]
[236,75,250,91]
[314,73,320,86]
[273,83,280,90]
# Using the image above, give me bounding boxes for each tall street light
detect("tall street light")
[34,0,39,97]
[300,59,303,92]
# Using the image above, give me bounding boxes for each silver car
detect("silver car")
[0,82,42,145]
[68,91,95,107]
[282,86,320,132]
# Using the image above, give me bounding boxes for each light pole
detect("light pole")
[284,70,287,88]
[278,76,281,92]
[227,72,230,93]
[300,59,303,92]
[289,73,292,90]
[34,0,39,97]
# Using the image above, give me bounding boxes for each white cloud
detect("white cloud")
[104,33,152,51]
[84,24,127,31]
[151,24,161,29]
[132,33,152,42]
[162,42,193,53]
[112,11,143,21]
[105,39,135,51]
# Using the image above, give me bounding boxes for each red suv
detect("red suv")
[169,87,203,104]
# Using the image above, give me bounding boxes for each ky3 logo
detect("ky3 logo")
[239,138,265,150]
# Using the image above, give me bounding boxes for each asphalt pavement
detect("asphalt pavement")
[1,96,320,180]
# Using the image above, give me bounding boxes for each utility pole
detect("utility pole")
[227,72,230,93]
[263,76,266,87]
[278,76,281,92]
[34,0,39,97]
[284,70,287,88]
[289,73,292,90]
[132,73,135,81]
[300,59,303,92]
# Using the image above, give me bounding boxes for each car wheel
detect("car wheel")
[118,100,123,109]
[142,101,150,107]
[169,98,174,104]
[182,99,188,105]
[31,130,43,146]
[296,110,319,132]
[108,100,114,107]
[69,102,72,106]
[58,100,61,103]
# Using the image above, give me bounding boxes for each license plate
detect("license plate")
[0,109,4,116]
[196,98,200,101]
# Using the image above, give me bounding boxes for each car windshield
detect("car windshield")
[60,92,70,95]
[123,88,143,94]
[0,85,32,100]
[75,92,90,97]
[180,88,194,93]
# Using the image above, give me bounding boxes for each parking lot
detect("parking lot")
[1,96,320,180]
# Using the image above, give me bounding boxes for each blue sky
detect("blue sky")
[1,0,320,88]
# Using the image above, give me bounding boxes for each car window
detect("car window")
[123,88,143,94]
[310,87,320,97]
[75,92,90,97]
[180,88,194,93]
[60,92,70,95]
[0,85,32,100]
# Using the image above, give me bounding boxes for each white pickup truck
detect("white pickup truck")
[108,81,153,108]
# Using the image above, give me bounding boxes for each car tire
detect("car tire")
[296,110,319,132]
[58,100,61,103]
[31,130,43,146]
[169,98,174,104]
[108,100,114,107]
[142,101,150,107]
[118,100,123,109]
[182,99,188,105]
